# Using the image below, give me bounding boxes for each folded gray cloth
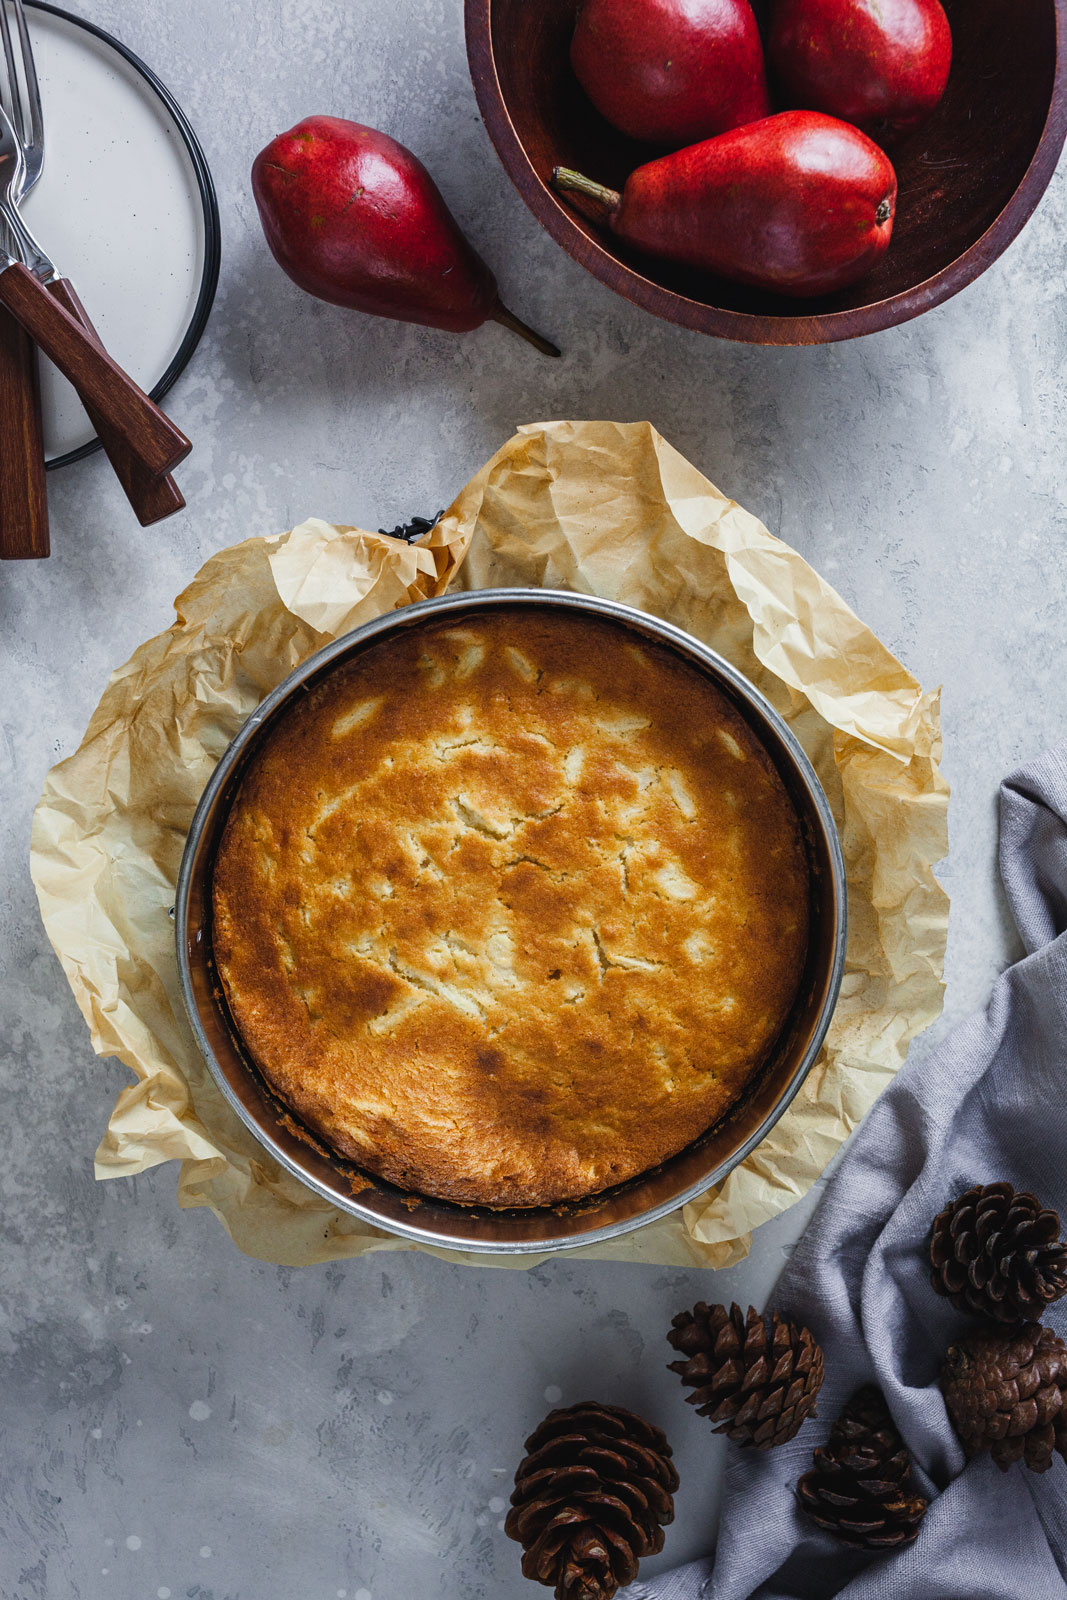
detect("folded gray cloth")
[635,747,1067,1600]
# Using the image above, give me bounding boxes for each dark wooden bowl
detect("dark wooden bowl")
[466,0,1067,344]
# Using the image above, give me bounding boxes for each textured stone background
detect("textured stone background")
[2,1,1066,1596]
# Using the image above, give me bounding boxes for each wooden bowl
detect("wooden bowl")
[466,0,1067,344]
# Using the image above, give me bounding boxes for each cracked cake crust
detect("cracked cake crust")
[211,609,811,1207]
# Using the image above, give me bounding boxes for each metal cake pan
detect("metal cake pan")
[175,589,847,1255]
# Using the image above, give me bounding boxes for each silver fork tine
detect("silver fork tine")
[10,0,41,162]
[0,4,18,260]
[0,4,20,137]
[0,0,43,173]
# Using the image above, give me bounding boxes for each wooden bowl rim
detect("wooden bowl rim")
[465,0,1067,345]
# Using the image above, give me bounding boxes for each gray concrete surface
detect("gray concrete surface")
[2,1,1066,1596]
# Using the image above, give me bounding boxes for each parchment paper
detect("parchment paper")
[31,421,949,1269]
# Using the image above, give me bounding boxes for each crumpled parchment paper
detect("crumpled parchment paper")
[31,421,949,1269]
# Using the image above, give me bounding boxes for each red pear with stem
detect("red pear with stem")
[252,116,558,355]
[553,112,897,298]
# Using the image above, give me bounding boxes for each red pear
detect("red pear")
[553,112,897,297]
[769,0,952,140]
[252,116,558,354]
[570,0,772,146]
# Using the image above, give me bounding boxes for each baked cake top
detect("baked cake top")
[211,607,810,1207]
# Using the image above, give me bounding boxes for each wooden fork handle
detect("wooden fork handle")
[47,279,186,527]
[0,261,191,479]
[0,301,48,559]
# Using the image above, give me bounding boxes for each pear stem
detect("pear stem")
[551,167,621,219]
[492,305,561,359]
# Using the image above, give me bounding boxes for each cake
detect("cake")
[211,606,811,1207]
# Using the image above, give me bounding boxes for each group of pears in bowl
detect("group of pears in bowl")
[555,0,953,296]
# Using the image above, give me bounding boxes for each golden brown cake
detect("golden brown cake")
[211,607,810,1207]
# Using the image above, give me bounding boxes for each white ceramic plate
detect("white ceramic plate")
[20,1,219,466]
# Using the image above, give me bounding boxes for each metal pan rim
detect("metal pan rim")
[175,588,847,1255]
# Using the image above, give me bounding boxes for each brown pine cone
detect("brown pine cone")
[930,1182,1067,1322]
[667,1301,824,1449]
[941,1321,1067,1473]
[505,1401,678,1600]
[796,1386,929,1549]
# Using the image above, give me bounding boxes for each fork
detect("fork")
[0,0,46,556]
[0,107,193,483]
[0,0,185,545]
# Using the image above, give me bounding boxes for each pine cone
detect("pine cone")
[941,1321,1067,1472]
[796,1386,929,1549]
[667,1301,824,1449]
[930,1182,1067,1322]
[505,1401,678,1600]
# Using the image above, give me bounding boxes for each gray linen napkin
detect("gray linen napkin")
[635,747,1067,1600]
